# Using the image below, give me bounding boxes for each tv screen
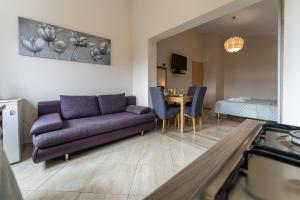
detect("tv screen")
[172,53,187,71]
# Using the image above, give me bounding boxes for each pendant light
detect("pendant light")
[224,16,244,53]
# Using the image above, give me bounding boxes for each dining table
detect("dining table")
[165,95,193,134]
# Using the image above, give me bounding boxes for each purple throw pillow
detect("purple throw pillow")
[60,95,100,119]
[98,93,126,114]
[30,113,63,135]
[126,105,151,115]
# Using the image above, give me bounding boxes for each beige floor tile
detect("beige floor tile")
[76,193,128,200]
[142,133,174,149]
[69,144,114,165]
[129,164,174,196]
[103,142,143,166]
[196,126,236,140]
[165,132,203,149]
[12,110,242,199]
[21,190,33,199]
[167,133,207,151]
[173,165,186,174]
[39,158,99,192]
[110,135,145,149]
[163,111,242,172]
[83,164,136,195]
[128,195,146,200]
[13,158,66,191]
[187,134,218,149]
[139,147,173,168]
[167,131,217,150]
[196,129,227,141]
[25,190,79,200]
[170,143,205,166]
[38,143,113,192]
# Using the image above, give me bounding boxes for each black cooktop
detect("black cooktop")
[216,122,300,200]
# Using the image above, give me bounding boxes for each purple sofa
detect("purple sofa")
[30,95,156,163]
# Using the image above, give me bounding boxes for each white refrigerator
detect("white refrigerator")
[0,99,23,163]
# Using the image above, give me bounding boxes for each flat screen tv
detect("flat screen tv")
[171,53,187,73]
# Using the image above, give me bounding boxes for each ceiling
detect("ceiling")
[195,0,279,36]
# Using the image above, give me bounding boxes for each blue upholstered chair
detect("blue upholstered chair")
[185,87,207,133]
[187,86,197,96]
[149,87,180,133]
[186,86,197,108]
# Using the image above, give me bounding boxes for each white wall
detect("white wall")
[202,33,225,108]
[1,0,289,144]
[0,0,132,143]
[282,0,300,126]
[157,29,203,92]
[131,0,263,106]
[157,31,277,108]
[156,30,224,108]
[224,35,277,100]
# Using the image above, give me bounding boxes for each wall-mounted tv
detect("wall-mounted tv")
[171,53,187,74]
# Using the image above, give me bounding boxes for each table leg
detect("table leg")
[180,100,185,134]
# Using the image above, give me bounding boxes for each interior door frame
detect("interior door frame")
[277,0,283,123]
[157,66,167,88]
[192,61,204,86]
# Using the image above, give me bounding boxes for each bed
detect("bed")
[212,98,278,121]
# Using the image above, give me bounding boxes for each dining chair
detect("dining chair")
[186,86,197,116]
[187,86,197,96]
[185,87,207,133]
[149,87,180,133]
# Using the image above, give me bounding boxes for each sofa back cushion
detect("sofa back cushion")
[98,93,126,114]
[38,101,62,117]
[60,95,100,119]
[38,96,136,117]
[126,96,136,106]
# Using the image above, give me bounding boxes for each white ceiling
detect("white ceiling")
[195,0,279,36]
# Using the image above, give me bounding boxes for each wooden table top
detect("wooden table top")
[165,95,193,103]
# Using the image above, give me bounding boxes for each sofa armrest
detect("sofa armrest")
[126,105,151,115]
[30,113,63,136]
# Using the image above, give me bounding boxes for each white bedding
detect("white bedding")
[212,98,278,121]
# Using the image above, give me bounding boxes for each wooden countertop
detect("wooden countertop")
[145,119,263,200]
[0,98,22,103]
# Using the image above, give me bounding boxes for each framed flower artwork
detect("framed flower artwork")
[18,17,111,65]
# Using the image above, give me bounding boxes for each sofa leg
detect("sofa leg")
[64,154,70,161]
[140,131,144,136]
[42,162,47,169]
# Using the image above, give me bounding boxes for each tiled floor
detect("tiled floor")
[12,111,242,200]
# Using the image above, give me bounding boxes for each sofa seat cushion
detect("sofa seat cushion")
[60,95,100,119]
[33,112,155,149]
[30,113,63,136]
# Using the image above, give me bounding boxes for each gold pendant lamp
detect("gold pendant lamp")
[224,16,244,53]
